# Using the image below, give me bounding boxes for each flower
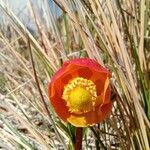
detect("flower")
[48,58,112,127]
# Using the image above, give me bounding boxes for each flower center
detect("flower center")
[62,77,97,114]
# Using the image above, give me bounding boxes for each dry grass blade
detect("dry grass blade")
[0,0,149,149]
[0,0,58,71]
[138,0,146,70]
[27,35,67,149]
[1,100,51,150]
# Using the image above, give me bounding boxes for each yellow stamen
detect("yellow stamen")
[62,77,97,114]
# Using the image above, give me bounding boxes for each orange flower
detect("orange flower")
[48,58,112,127]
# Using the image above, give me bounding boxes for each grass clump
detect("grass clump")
[0,0,150,149]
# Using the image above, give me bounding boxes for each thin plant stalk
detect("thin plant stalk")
[75,127,83,150]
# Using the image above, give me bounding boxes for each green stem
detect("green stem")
[75,127,83,150]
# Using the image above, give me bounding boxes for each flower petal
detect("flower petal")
[65,58,111,75]
[95,77,111,110]
[67,102,112,127]
[49,83,70,121]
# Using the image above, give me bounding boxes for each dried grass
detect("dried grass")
[0,0,149,149]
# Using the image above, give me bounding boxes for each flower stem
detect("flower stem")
[75,127,83,150]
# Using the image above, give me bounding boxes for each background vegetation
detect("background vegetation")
[0,0,150,149]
